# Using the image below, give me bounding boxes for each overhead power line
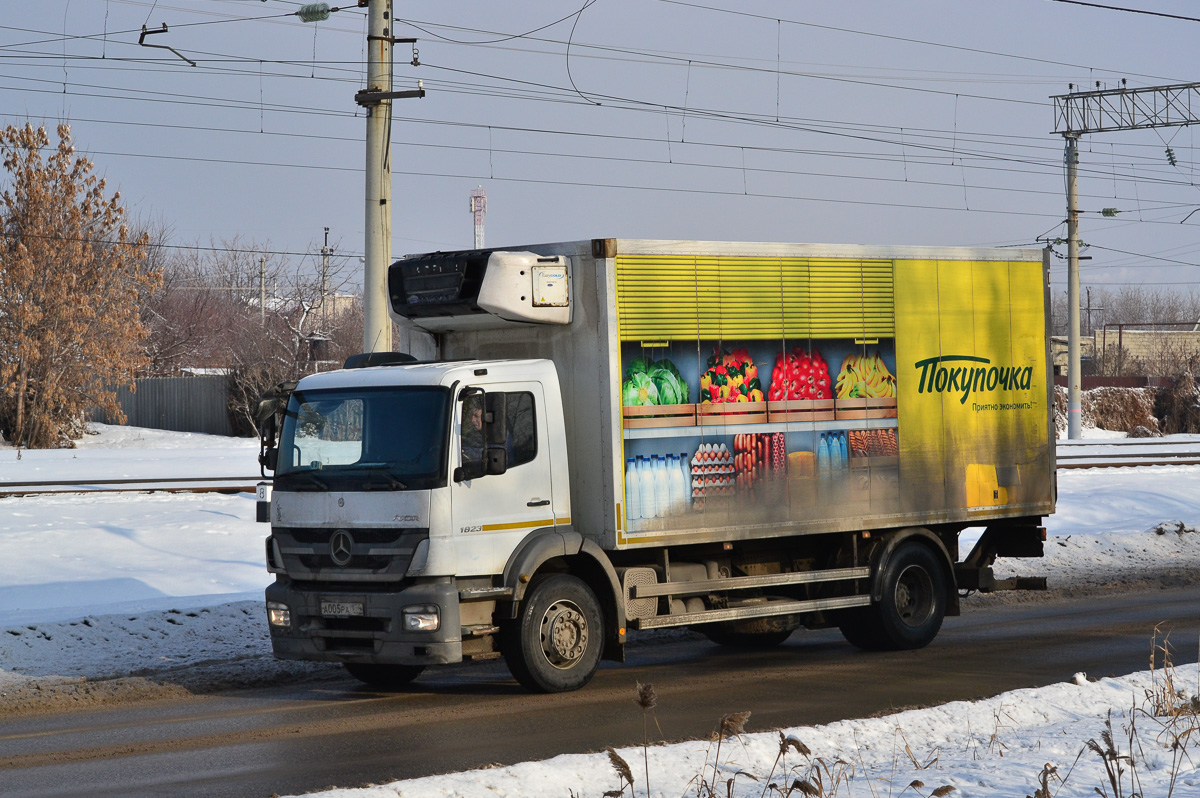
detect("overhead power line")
[1,228,348,259]
[650,0,1187,84]
[1049,1,1200,24]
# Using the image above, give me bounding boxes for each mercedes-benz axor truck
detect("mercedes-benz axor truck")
[255,239,1055,692]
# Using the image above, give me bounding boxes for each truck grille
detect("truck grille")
[299,553,394,571]
[272,527,429,582]
[290,528,405,545]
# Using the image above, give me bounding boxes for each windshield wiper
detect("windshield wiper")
[287,472,329,491]
[360,469,408,491]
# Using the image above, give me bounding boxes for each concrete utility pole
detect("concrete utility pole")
[259,256,267,325]
[1084,288,1103,338]
[362,0,393,354]
[300,1,422,353]
[352,2,423,354]
[470,186,487,249]
[1064,134,1081,439]
[1052,80,1200,438]
[321,226,331,329]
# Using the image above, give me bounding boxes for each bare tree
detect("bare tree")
[0,123,160,448]
[142,232,436,433]
[1054,284,1200,377]
[146,235,361,433]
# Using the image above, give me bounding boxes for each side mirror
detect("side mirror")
[254,380,297,426]
[455,388,509,481]
[486,446,507,476]
[258,414,277,446]
[484,392,508,476]
[258,414,278,476]
[454,460,486,483]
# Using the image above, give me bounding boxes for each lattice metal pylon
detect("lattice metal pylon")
[1053,82,1200,135]
[1051,81,1200,439]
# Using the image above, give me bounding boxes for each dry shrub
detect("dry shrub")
[1154,373,1200,435]
[1053,385,1160,434]
[1053,386,1068,435]
[1054,385,1096,433]
[1087,387,1158,434]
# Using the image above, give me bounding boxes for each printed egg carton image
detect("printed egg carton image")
[690,443,734,508]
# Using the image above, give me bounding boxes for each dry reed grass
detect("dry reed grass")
[603,633,1198,798]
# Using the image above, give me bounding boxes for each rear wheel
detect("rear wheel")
[840,541,946,651]
[502,574,603,693]
[837,608,885,650]
[342,662,425,689]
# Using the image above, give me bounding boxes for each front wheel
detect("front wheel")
[502,574,604,693]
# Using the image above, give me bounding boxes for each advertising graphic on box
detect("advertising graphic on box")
[615,255,1051,539]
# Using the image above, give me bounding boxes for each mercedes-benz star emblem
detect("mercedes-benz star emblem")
[329,529,354,567]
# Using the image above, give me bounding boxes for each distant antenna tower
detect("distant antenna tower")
[469,185,487,249]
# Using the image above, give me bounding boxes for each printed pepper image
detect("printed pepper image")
[700,346,763,404]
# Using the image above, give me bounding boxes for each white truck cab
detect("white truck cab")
[263,356,622,692]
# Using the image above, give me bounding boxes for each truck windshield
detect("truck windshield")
[275,385,450,491]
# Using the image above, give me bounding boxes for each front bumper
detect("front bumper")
[265,577,462,666]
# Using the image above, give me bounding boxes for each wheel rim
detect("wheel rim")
[894,564,935,628]
[538,598,589,669]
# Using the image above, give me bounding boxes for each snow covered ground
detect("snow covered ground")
[1,424,1200,797]
[298,669,1200,798]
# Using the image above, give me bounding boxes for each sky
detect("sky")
[2,423,1200,796]
[4,2,1200,296]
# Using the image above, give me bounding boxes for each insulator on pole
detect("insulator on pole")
[296,3,332,23]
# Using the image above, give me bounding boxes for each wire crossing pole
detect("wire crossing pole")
[1052,81,1200,438]
[362,0,394,354]
[1065,134,1082,439]
[321,226,331,330]
[298,3,422,355]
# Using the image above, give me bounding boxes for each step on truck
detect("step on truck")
[255,239,1055,693]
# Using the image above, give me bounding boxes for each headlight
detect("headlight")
[266,601,291,628]
[402,604,440,632]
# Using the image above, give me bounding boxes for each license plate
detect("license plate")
[320,601,364,617]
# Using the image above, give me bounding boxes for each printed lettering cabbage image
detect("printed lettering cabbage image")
[621,358,688,406]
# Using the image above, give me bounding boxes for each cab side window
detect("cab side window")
[460,393,486,465]
[505,391,537,468]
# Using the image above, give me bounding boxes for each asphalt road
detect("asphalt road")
[2,585,1198,798]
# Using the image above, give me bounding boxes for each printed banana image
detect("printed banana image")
[835,352,897,399]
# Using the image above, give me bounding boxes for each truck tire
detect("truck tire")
[343,662,425,689]
[837,609,885,651]
[840,541,946,651]
[502,574,604,693]
[702,628,793,649]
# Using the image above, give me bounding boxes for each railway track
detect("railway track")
[0,476,264,497]
[2,441,1197,495]
[1056,439,1200,469]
